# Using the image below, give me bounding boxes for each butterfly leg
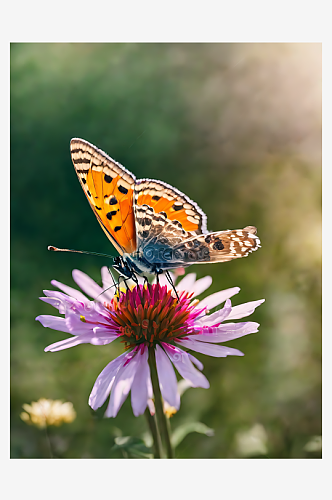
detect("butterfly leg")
[125,261,140,287]
[94,269,119,302]
[131,272,140,287]
[118,275,131,293]
[165,271,180,301]
[123,278,130,291]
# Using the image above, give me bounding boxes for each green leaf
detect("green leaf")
[171,422,214,449]
[111,436,154,459]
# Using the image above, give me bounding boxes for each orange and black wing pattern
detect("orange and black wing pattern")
[134,179,207,235]
[70,138,137,255]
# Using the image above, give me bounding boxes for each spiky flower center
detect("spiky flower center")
[105,283,201,348]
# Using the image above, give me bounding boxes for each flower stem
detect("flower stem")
[148,346,175,458]
[144,408,162,459]
[44,425,54,458]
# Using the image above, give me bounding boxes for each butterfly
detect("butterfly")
[69,138,261,281]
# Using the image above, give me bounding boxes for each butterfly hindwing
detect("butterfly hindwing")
[170,226,261,264]
[134,179,207,235]
[70,138,137,254]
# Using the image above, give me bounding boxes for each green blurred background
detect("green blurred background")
[10,43,321,458]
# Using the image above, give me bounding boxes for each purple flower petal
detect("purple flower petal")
[39,296,64,311]
[91,326,119,336]
[155,345,180,409]
[89,351,128,410]
[106,353,139,417]
[199,287,240,310]
[50,279,89,303]
[36,315,71,333]
[72,269,104,300]
[65,312,101,334]
[41,290,80,314]
[44,332,98,352]
[89,336,118,346]
[191,275,213,298]
[226,299,265,320]
[162,342,209,389]
[131,346,151,416]
[176,273,197,293]
[100,266,116,300]
[64,303,112,333]
[190,321,259,342]
[176,338,244,357]
[188,353,204,371]
[197,298,232,326]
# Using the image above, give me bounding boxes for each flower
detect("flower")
[20,398,76,428]
[36,267,264,418]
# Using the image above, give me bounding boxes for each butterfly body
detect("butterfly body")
[70,138,261,278]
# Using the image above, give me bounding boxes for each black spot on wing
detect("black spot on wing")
[109,196,118,205]
[106,211,118,220]
[73,157,90,164]
[172,204,183,211]
[118,185,128,195]
[104,174,113,183]
[212,240,224,251]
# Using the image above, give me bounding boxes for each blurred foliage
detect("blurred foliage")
[10,43,321,458]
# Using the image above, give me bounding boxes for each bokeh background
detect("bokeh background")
[10,43,321,458]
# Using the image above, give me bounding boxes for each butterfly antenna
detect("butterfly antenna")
[108,267,117,287]
[48,246,114,259]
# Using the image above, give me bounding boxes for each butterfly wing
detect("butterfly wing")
[134,204,191,249]
[70,139,261,273]
[170,226,261,264]
[134,178,207,237]
[70,138,137,255]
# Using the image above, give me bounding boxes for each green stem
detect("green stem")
[144,408,162,459]
[148,347,175,459]
[44,425,53,458]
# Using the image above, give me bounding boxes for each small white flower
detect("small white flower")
[20,398,76,428]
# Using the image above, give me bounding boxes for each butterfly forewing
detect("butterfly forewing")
[70,138,137,255]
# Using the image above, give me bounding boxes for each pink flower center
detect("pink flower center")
[106,283,201,348]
